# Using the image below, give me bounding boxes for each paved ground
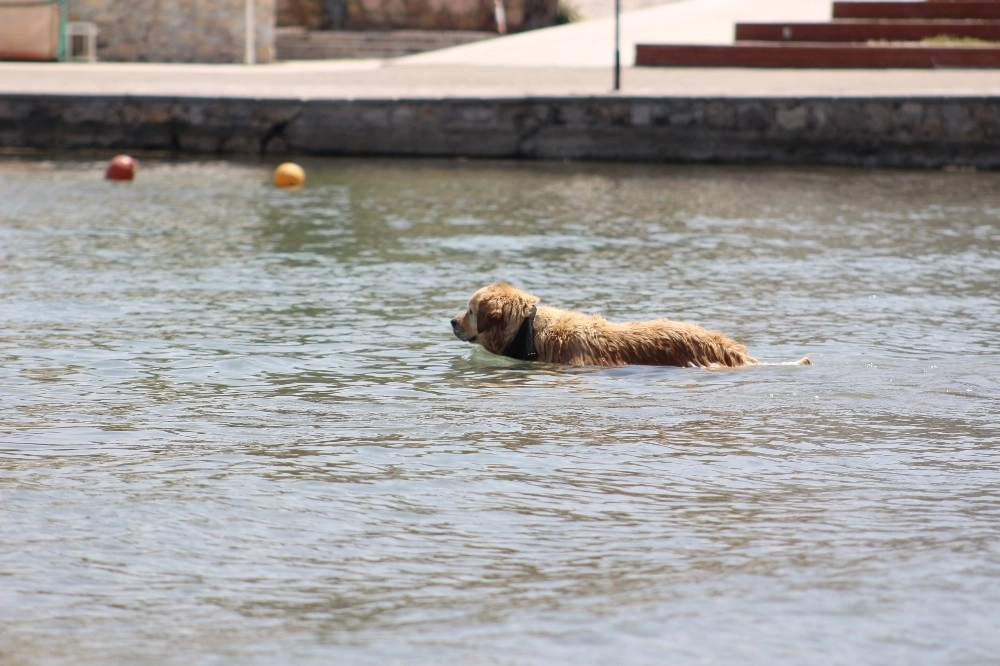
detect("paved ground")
[3,59,1000,99]
[569,0,684,21]
[1,0,999,99]
[402,0,834,67]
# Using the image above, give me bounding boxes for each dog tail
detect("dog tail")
[761,356,812,366]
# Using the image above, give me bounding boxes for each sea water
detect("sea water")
[1,157,998,665]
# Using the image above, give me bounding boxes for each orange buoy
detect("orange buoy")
[105,154,138,181]
[273,162,305,188]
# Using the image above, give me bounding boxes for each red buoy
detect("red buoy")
[105,155,138,181]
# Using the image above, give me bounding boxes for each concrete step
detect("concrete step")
[276,28,495,60]
[635,41,1000,68]
[736,20,1000,43]
[832,1,1000,20]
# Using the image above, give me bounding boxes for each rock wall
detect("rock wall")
[3,94,999,170]
[278,0,342,28]
[276,0,557,32]
[67,0,276,63]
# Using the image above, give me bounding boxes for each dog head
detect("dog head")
[451,282,540,354]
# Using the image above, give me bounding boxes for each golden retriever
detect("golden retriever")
[451,282,810,368]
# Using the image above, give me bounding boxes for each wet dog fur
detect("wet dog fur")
[451,282,811,368]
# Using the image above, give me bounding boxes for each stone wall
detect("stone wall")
[2,94,998,170]
[276,0,557,32]
[67,0,276,63]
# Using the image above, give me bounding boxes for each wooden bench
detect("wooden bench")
[735,21,1000,44]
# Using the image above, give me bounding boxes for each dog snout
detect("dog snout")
[451,317,474,342]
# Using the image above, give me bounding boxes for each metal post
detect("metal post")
[613,0,620,90]
[58,0,68,61]
[494,0,507,34]
[245,0,256,65]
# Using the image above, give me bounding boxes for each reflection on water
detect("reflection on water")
[1,157,998,665]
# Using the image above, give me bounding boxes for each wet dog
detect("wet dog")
[451,282,810,368]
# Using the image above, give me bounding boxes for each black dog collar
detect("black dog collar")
[502,305,538,361]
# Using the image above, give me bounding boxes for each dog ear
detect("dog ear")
[475,296,504,334]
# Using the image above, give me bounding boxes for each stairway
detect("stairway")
[276,27,495,60]
[636,1,1000,68]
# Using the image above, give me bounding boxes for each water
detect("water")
[1,157,998,665]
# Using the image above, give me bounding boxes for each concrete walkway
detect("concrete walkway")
[3,59,1000,99]
[1,0,999,99]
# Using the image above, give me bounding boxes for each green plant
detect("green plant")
[556,0,581,25]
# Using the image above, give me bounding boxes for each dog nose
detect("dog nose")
[450,318,470,341]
